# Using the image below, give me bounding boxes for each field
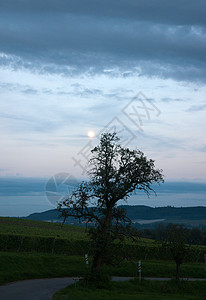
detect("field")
[1,251,205,285]
[0,217,86,239]
[1,216,206,298]
[54,279,206,300]
[1,217,205,260]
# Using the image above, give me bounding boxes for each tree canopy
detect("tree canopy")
[59,132,164,280]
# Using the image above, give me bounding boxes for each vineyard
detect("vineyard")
[0,216,206,285]
[0,217,205,261]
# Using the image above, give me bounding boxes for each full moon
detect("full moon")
[87,130,95,138]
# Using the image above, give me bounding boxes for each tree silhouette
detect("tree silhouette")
[166,224,189,281]
[59,132,164,281]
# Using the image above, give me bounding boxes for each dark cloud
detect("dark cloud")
[0,1,206,82]
[0,105,83,134]
[1,1,206,26]
[199,146,206,152]
[0,112,58,133]
[161,98,185,103]
[22,88,38,95]
[186,103,206,112]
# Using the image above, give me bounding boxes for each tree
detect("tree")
[166,224,189,281]
[188,228,202,245]
[58,132,164,281]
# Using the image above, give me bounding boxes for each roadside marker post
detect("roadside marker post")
[204,254,206,271]
[73,277,79,288]
[85,254,89,265]
[138,260,141,281]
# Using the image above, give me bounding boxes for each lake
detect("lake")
[0,178,205,217]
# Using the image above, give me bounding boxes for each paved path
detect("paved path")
[0,277,75,300]
[144,277,206,281]
[1,276,206,300]
[112,276,206,282]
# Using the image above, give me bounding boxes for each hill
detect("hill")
[25,205,206,228]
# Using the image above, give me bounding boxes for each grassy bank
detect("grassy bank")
[54,279,206,300]
[1,217,205,287]
[1,252,205,285]
[0,217,86,239]
[1,217,205,261]
[0,253,87,285]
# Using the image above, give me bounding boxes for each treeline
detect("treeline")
[139,223,206,245]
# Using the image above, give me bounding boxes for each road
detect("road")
[0,277,75,300]
[0,277,206,300]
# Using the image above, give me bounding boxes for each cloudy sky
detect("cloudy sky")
[0,0,206,182]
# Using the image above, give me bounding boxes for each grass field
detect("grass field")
[54,279,206,300]
[1,217,205,261]
[0,217,86,240]
[0,251,205,285]
[0,216,206,293]
[0,252,87,285]
[0,217,153,246]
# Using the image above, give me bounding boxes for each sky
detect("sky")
[0,0,206,183]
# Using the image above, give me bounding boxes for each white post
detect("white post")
[85,254,89,265]
[138,260,141,281]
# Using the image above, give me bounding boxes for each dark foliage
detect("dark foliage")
[58,132,164,280]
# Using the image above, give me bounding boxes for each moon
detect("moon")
[87,130,95,138]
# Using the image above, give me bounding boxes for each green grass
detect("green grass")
[1,217,205,262]
[104,260,206,279]
[0,217,90,255]
[0,252,89,285]
[0,217,86,240]
[0,216,205,288]
[1,252,205,285]
[0,217,153,246]
[54,279,206,300]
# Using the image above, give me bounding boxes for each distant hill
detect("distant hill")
[25,205,206,228]
[25,209,60,221]
[121,205,206,220]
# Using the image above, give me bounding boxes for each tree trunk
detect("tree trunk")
[176,262,181,281]
[92,250,103,272]
[90,206,113,280]
[90,239,107,282]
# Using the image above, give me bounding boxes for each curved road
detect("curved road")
[0,277,75,300]
[0,277,206,300]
